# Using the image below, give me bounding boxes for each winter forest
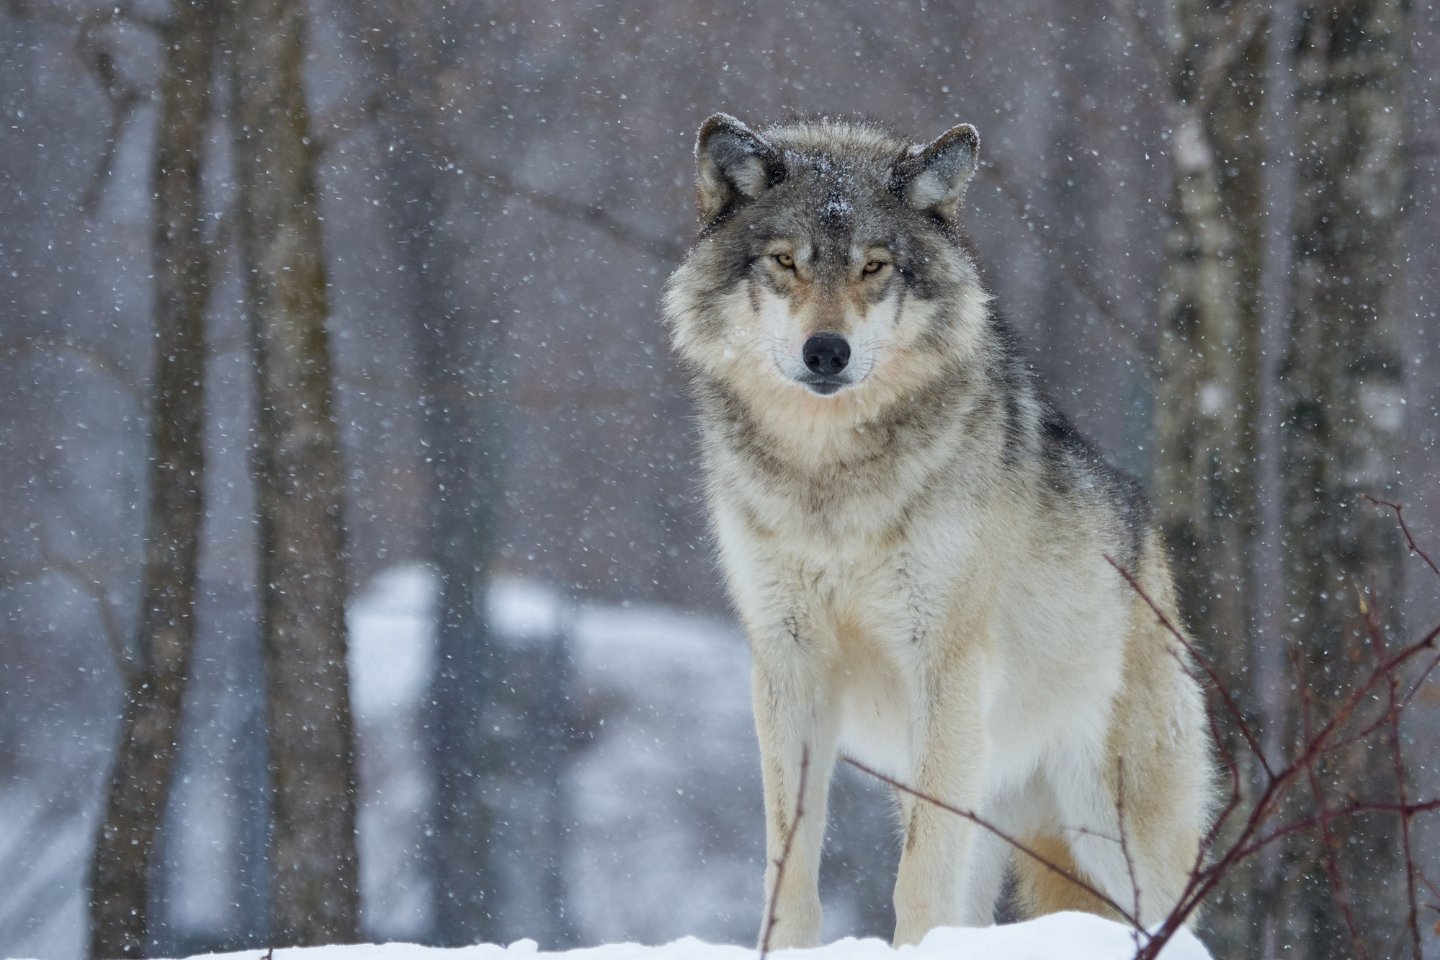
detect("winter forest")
[2,0,1439,958]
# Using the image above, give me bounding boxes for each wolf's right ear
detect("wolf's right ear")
[695,113,785,224]
[894,123,980,221]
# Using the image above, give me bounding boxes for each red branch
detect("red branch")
[1104,522,1440,959]
[759,747,809,960]
[842,756,1144,932]
[1364,494,1440,580]
[1105,556,1274,779]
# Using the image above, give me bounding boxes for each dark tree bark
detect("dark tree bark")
[230,0,360,944]
[405,172,504,946]
[86,2,217,956]
[368,29,507,943]
[1280,4,1409,956]
[1153,2,1411,957]
[410,211,505,946]
[343,0,520,939]
[85,1,216,960]
[1152,8,1269,944]
[1153,22,1257,682]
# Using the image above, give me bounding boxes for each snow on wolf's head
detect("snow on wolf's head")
[664,114,992,420]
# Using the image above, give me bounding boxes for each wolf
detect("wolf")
[663,113,1214,948]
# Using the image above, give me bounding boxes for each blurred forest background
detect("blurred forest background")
[2,1,1439,959]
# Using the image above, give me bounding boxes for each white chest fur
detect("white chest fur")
[713,491,983,774]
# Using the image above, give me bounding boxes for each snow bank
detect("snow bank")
[153,913,1211,960]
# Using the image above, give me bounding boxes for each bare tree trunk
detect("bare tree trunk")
[411,224,505,946]
[1155,0,1264,699]
[1280,3,1410,956]
[1152,8,1267,947]
[1153,2,1412,956]
[404,170,504,945]
[230,0,360,944]
[86,2,216,955]
[353,4,510,940]
[1250,5,1299,957]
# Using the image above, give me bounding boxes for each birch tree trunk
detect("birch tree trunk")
[87,2,216,954]
[1153,4,1268,943]
[1279,3,1409,955]
[1154,2,1411,956]
[230,0,360,943]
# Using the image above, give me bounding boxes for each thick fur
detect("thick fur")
[664,114,1214,947]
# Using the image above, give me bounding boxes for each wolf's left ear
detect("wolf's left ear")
[894,123,980,221]
[695,113,785,223]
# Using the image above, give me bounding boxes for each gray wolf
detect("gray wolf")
[663,113,1214,947]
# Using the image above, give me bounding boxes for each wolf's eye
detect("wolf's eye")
[773,252,796,270]
[863,259,888,276]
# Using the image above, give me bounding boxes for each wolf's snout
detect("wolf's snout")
[802,333,851,375]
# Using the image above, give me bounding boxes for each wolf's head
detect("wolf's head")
[664,114,991,420]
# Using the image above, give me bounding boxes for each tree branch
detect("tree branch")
[1105,554,1275,779]
[70,1,167,215]
[842,755,1145,933]
[0,540,135,678]
[1363,494,1440,580]
[1102,520,1440,958]
[0,335,144,409]
[759,747,809,960]
[470,162,689,264]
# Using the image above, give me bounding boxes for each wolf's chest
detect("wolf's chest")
[786,547,960,776]
[733,501,974,646]
[718,450,933,558]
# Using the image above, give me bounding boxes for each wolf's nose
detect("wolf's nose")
[802,333,851,375]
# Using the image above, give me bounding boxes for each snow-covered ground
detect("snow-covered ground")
[132,913,1213,960]
[347,567,767,944]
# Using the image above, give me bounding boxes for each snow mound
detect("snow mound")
[154,913,1211,960]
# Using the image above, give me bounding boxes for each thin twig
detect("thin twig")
[0,335,144,408]
[1113,758,1142,936]
[842,756,1145,933]
[1417,871,1440,919]
[1231,795,1440,863]
[1362,591,1426,960]
[1105,554,1275,779]
[1104,529,1440,958]
[1400,649,1440,712]
[6,541,136,678]
[759,746,809,960]
[1294,644,1368,959]
[75,2,156,216]
[471,163,688,263]
[1363,494,1440,580]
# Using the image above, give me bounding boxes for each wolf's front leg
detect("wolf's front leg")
[892,648,991,946]
[751,646,839,950]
